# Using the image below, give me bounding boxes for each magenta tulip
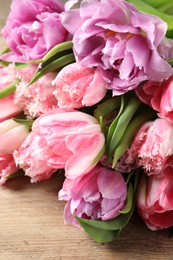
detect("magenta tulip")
[137,170,173,230]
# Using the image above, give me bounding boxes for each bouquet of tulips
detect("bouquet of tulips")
[1,0,173,243]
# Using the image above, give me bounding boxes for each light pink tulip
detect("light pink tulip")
[52,62,107,108]
[14,108,105,182]
[0,154,19,185]
[0,65,22,122]
[128,118,173,176]
[0,119,30,185]
[136,76,173,123]
[59,165,127,226]
[15,65,58,119]
[14,131,56,183]
[137,170,173,230]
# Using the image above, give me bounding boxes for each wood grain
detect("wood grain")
[1,1,173,259]
[1,174,173,260]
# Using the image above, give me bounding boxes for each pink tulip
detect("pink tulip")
[128,118,173,176]
[136,76,173,123]
[0,65,22,122]
[14,108,105,182]
[59,165,127,226]
[0,119,30,185]
[137,170,173,230]
[15,65,58,119]
[14,131,56,183]
[52,62,107,108]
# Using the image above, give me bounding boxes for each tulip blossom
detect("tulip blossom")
[15,65,58,118]
[60,0,173,95]
[128,118,173,176]
[137,170,173,230]
[52,62,107,108]
[1,0,68,62]
[136,76,173,123]
[0,119,29,185]
[14,131,56,183]
[14,108,105,182]
[59,165,127,226]
[0,65,22,122]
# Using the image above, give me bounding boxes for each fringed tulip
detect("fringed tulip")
[15,65,58,119]
[128,118,173,176]
[52,62,107,108]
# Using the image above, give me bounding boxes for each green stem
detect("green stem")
[142,0,172,8]
[94,96,121,122]
[158,1,173,13]
[107,95,140,157]
[27,53,75,87]
[0,79,19,99]
[112,110,155,168]
[42,41,73,62]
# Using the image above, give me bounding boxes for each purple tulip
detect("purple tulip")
[1,0,68,62]
[59,165,127,226]
[60,0,173,95]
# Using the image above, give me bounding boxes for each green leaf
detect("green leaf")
[99,116,107,137]
[0,79,19,99]
[90,145,106,166]
[0,59,11,67]
[75,219,121,243]
[42,41,73,62]
[0,47,10,56]
[107,95,140,158]
[75,201,135,231]
[106,95,125,152]
[126,171,135,184]
[127,0,173,32]
[112,109,156,167]
[13,118,34,129]
[7,170,25,180]
[134,170,140,192]
[94,96,121,122]
[142,0,172,8]
[27,53,75,87]
[119,182,133,214]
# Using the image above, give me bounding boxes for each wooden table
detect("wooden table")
[1,1,173,259]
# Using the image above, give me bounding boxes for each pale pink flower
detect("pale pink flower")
[136,76,173,123]
[129,118,173,176]
[1,0,68,62]
[0,119,30,185]
[137,170,173,230]
[14,108,105,182]
[59,164,127,226]
[14,131,56,183]
[0,65,22,122]
[0,154,19,185]
[15,65,58,118]
[52,62,107,108]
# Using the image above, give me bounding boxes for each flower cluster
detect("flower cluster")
[1,0,173,243]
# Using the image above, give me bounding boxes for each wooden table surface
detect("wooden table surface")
[1,1,173,259]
